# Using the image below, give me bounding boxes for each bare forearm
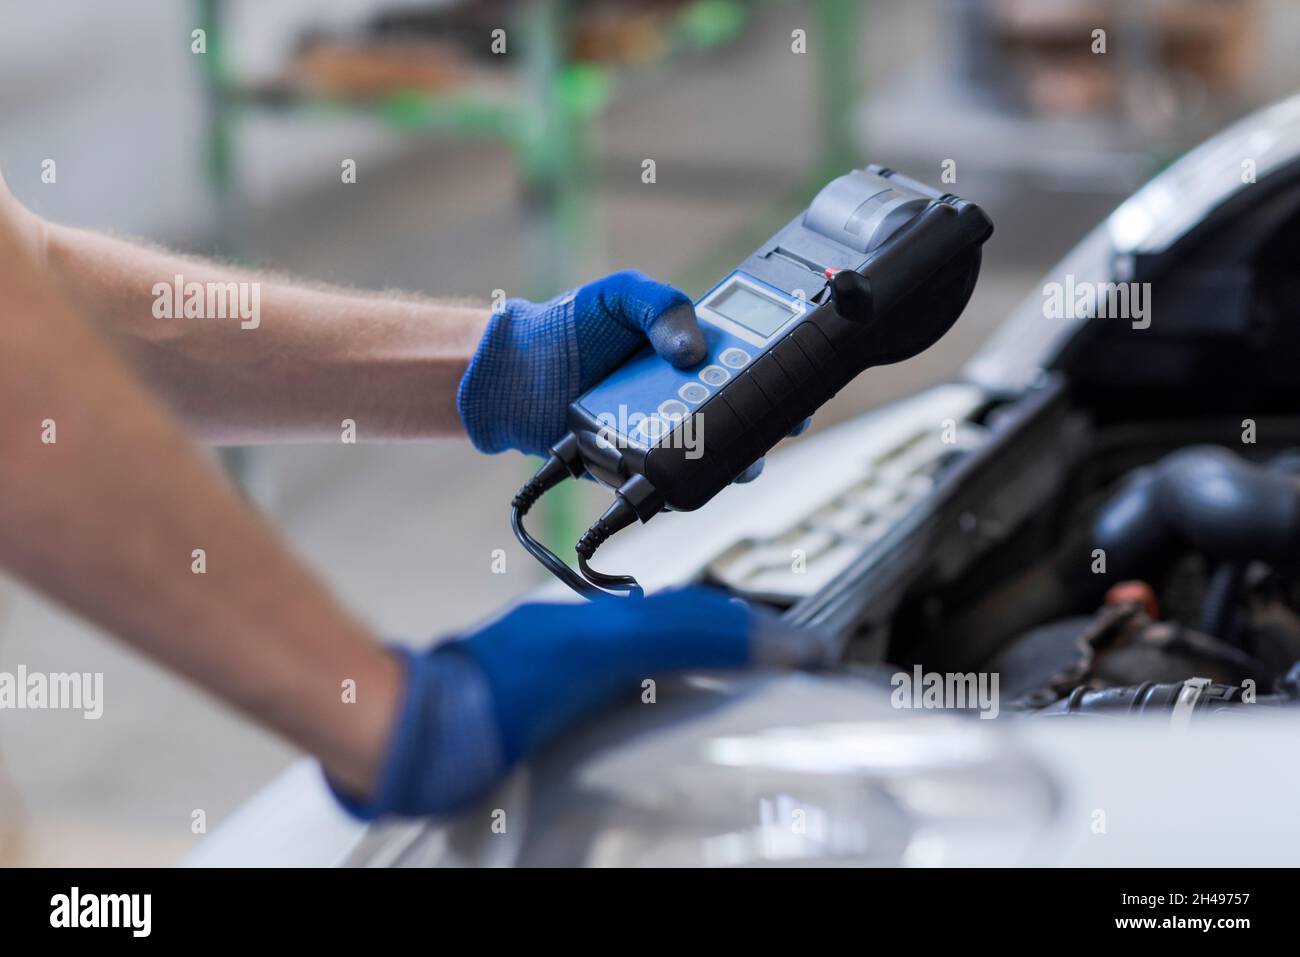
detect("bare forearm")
[44,223,488,443]
[0,223,398,795]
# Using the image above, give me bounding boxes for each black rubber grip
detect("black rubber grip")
[626,193,993,513]
[644,239,986,511]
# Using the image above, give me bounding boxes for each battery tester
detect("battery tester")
[513,166,993,598]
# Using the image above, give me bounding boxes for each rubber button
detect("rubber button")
[679,382,710,404]
[636,415,669,441]
[658,399,689,421]
[719,347,751,369]
[699,365,731,387]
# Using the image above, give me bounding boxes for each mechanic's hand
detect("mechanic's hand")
[458,270,705,458]
[329,587,834,820]
[456,270,806,475]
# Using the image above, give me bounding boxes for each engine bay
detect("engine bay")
[888,414,1300,717]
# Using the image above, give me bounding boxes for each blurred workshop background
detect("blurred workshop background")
[1,0,1298,866]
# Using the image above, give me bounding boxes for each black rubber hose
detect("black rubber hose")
[1035,679,1259,715]
[1200,452,1300,640]
[1199,561,1244,643]
[1093,446,1300,582]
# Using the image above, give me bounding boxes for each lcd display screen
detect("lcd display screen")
[708,282,796,338]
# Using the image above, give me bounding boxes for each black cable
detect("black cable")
[511,455,605,600]
[575,497,643,597]
[512,439,645,600]
[578,553,642,598]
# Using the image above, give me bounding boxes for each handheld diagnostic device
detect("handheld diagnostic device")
[513,166,993,599]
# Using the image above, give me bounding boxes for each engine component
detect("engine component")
[999,599,1266,709]
[1036,678,1250,716]
[1240,567,1300,675]
[1093,446,1300,581]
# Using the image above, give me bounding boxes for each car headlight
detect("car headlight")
[362,673,1062,867]
[576,694,1061,867]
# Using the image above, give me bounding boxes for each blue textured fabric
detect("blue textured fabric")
[327,588,753,819]
[456,270,698,457]
[327,644,506,820]
[461,588,752,763]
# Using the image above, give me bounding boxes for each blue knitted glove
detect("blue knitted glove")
[458,270,708,459]
[329,588,832,820]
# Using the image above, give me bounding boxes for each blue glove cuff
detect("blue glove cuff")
[456,294,580,457]
[326,644,507,821]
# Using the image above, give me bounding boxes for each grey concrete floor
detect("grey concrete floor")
[0,3,1144,866]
